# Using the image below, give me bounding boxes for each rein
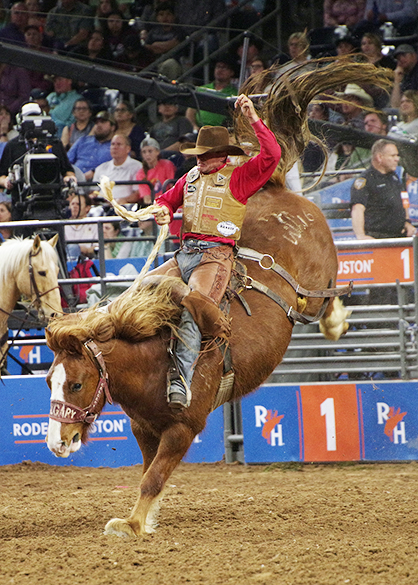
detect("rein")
[49,340,112,425]
[237,246,353,325]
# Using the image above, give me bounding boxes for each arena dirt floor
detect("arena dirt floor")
[1,460,418,585]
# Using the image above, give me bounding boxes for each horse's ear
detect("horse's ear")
[32,234,41,253]
[48,233,59,248]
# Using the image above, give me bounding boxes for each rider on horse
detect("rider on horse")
[153,94,281,410]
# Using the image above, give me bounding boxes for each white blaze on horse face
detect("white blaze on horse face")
[47,363,81,457]
[47,363,66,455]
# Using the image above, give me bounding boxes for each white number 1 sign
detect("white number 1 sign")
[320,397,337,451]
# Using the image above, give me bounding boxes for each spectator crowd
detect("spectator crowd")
[0,0,417,263]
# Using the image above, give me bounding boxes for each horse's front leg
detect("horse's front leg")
[104,422,195,538]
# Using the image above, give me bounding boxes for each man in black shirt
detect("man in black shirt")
[350,139,415,239]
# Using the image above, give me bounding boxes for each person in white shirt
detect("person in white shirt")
[92,134,143,204]
[64,193,98,260]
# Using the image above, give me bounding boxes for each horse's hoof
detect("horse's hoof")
[104,518,137,538]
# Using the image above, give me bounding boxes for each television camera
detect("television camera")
[9,114,73,221]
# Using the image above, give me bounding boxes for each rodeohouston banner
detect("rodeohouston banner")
[1,377,418,466]
[0,376,224,467]
[241,382,418,463]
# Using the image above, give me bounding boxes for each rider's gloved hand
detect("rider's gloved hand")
[154,205,171,225]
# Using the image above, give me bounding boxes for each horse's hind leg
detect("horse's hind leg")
[104,423,195,538]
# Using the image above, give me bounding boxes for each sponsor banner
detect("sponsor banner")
[241,385,301,463]
[241,381,418,463]
[0,376,224,467]
[7,328,54,376]
[406,176,418,225]
[359,381,418,461]
[337,245,413,285]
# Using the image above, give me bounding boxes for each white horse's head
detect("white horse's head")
[0,235,62,321]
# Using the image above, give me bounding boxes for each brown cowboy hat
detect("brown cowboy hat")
[180,126,246,156]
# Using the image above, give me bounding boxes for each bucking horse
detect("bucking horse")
[44,58,393,537]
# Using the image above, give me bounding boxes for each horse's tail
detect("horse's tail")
[233,57,393,185]
[319,296,352,341]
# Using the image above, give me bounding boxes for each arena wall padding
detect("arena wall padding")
[0,376,224,467]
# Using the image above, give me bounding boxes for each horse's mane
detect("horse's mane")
[0,237,57,285]
[46,276,184,354]
[233,57,394,186]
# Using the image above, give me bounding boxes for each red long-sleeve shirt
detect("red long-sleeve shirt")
[156,119,281,245]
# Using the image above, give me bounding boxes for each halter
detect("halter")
[49,340,113,425]
[28,247,60,322]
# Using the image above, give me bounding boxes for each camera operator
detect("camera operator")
[0,102,76,224]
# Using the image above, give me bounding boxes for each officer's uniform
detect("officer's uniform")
[350,166,407,238]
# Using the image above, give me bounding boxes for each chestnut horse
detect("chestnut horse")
[45,187,348,537]
[44,58,393,537]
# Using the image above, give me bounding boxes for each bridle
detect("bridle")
[49,339,113,425]
[28,247,61,322]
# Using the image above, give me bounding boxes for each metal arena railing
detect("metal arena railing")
[4,173,418,385]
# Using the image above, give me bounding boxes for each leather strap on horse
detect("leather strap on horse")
[246,276,330,325]
[28,249,60,319]
[237,247,353,298]
[49,340,112,425]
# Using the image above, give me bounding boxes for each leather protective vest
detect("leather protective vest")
[182,165,246,240]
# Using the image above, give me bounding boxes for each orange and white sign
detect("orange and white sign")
[337,246,413,284]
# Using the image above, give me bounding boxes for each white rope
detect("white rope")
[99,176,169,284]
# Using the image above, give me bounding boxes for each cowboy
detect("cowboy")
[151,93,281,410]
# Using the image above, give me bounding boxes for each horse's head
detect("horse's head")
[16,234,62,322]
[45,340,111,458]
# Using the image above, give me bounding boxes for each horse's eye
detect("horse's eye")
[38,271,47,277]
[71,383,82,392]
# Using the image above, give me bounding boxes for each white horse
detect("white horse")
[0,235,63,370]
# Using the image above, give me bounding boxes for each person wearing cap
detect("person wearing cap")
[91,134,143,204]
[68,111,115,180]
[149,99,193,151]
[30,88,51,115]
[335,35,358,57]
[390,44,418,108]
[147,93,281,410]
[46,77,83,139]
[0,102,75,221]
[186,55,238,131]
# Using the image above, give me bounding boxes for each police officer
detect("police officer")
[350,138,416,240]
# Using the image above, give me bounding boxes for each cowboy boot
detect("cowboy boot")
[167,307,201,410]
[167,292,231,410]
